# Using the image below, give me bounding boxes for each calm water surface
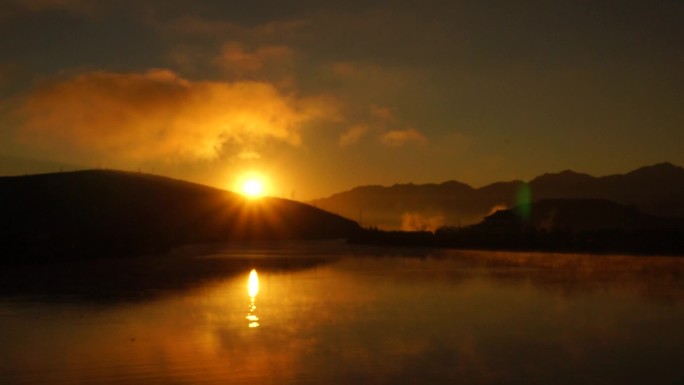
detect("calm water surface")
[1,242,684,384]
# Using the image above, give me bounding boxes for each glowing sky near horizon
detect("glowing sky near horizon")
[0,1,682,199]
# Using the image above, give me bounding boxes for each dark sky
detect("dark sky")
[0,0,682,198]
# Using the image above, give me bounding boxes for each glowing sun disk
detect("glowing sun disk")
[242,179,264,198]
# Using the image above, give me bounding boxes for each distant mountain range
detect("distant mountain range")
[0,170,359,263]
[311,163,684,230]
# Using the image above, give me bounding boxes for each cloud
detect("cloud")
[238,150,261,160]
[339,124,368,147]
[337,103,429,148]
[16,69,336,162]
[380,128,427,147]
[145,13,306,79]
[336,104,427,149]
[401,211,445,232]
[369,104,396,123]
[152,14,307,42]
[487,204,508,216]
[214,42,294,78]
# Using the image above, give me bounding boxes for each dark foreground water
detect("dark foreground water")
[1,241,684,385]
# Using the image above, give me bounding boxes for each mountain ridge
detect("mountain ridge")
[312,162,684,229]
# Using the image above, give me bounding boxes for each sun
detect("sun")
[242,178,265,198]
[233,171,271,198]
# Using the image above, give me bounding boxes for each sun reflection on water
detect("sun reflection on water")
[246,269,260,328]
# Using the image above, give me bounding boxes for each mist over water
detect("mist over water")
[1,242,684,385]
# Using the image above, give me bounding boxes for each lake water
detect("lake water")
[1,241,684,384]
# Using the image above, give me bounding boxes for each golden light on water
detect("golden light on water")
[247,269,260,328]
[248,269,259,297]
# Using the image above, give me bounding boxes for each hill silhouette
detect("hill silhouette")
[479,199,684,232]
[312,162,684,229]
[0,170,359,264]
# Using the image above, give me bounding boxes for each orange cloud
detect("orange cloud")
[380,128,427,147]
[238,150,261,160]
[401,211,445,232]
[16,69,334,162]
[369,104,396,123]
[487,204,508,216]
[339,124,368,147]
